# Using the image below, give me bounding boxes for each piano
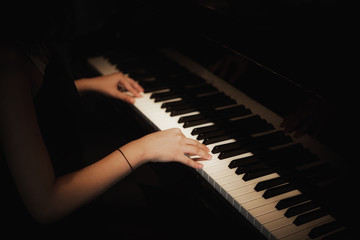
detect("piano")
[77,0,357,239]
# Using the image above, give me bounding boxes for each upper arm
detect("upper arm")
[0,44,55,217]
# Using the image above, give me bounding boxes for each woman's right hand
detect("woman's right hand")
[132,128,212,169]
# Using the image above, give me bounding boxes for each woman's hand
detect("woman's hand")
[75,72,144,104]
[126,128,212,169]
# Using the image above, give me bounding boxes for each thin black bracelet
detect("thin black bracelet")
[118,148,133,171]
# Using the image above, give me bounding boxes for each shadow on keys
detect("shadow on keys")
[206,50,358,238]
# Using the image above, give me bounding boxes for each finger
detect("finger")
[122,76,144,95]
[183,138,210,152]
[116,92,135,104]
[122,80,142,98]
[183,145,212,161]
[179,154,204,169]
[130,80,144,93]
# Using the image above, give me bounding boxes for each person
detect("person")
[0,1,212,237]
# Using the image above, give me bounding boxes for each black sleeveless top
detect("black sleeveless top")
[34,53,83,176]
[1,49,83,234]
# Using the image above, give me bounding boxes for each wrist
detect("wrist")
[119,139,148,169]
[74,78,92,92]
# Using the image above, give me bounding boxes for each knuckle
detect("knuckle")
[195,147,202,155]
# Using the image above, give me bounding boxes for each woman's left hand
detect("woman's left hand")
[75,72,144,104]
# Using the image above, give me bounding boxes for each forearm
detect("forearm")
[39,140,145,223]
[74,77,94,93]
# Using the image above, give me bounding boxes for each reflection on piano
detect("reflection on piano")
[86,46,354,239]
[76,0,356,239]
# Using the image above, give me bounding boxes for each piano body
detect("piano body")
[76,0,357,239]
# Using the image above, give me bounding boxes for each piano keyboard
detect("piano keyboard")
[87,48,347,239]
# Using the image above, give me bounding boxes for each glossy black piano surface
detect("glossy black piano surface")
[69,0,357,239]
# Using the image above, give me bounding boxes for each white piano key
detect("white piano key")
[203,158,234,171]
[228,183,259,197]
[210,168,236,180]
[257,209,287,226]
[223,173,280,195]
[214,172,245,185]
[256,198,309,226]
[244,190,300,213]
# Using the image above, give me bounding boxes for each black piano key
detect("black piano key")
[252,131,292,147]
[228,155,260,169]
[212,139,250,154]
[196,115,265,138]
[308,221,343,239]
[217,131,292,159]
[242,168,274,181]
[190,105,249,121]
[166,93,233,112]
[229,144,316,184]
[151,84,218,102]
[218,147,256,159]
[293,208,328,226]
[170,97,236,117]
[140,75,192,89]
[198,118,272,140]
[141,79,174,93]
[197,122,262,140]
[191,115,262,135]
[183,119,218,128]
[202,122,274,145]
[322,229,352,240]
[170,107,198,116]
[203,134,233,145]
[275,194,310,210]
[235,162,268,175]
[178,112,209,123]
[164,99,199,111]
[143,71,204,88]
[180,105,251,127]
[154,92,183,102]
[211,132,271,154]
[174,98,236,114]
[183,119,213,128]
[262,183,296,199]
[284,201,320,218]
[163,92,226,110]
[166,91,235,107]
[161,99,180,108]
[143,84,170,93]
[254,177,288,191]
[133,68,188,82]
